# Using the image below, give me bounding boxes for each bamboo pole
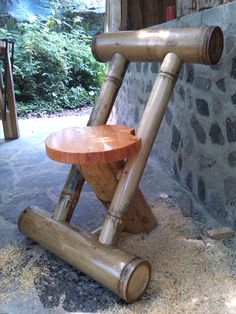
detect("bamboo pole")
[4,43,19,139]
[99,52,183,245]
[19,207,151,303]
[92,26,223,65]
[0,44,19,139]
[52,165,85,221]
[87,53,129,126]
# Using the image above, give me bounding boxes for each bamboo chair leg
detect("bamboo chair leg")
[52,166,85,221]
[99,53,183,245]
[52,53,129,222]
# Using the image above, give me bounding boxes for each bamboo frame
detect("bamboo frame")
[92,26,223,65]
[18,26,224,303]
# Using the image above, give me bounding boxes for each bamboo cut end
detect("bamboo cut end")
[45,125,141,165]
[119,257,151,303]
[91,35,101,62]
[18,207,31,232]
[203,26,223,65]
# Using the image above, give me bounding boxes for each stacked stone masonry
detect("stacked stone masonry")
[116,2,236,227]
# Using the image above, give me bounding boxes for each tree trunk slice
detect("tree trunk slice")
[79,163,157,234]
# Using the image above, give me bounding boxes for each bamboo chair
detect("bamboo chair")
[18,26,223,303]
[0,39,19,140]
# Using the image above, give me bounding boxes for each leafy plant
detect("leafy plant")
[0,16,107,116]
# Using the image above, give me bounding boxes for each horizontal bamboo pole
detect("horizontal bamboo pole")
[18,207,151,303]
[99,52,183,245]
[92,26,223,64]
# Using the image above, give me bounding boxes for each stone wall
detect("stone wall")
[116,2,236,227]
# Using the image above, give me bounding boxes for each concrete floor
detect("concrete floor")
[0,112,228,314]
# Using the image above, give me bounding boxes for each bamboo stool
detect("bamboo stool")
[18,26,224,303]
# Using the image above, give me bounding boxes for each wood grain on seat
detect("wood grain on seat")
[45,124,141,165]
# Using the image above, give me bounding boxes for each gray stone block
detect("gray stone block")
[225,34,236,54]
[208,190,228,219]
[228,151,236,167]
[178,153,182,171]
[196,98,209,117]
[185,171,193,192]
[176,86,185,101]
[198,154,216,171]
[198,177,206,202]
[151,62,159,73]
[165,107,173,126]
[224,176,236,206]
[190,116,206,144]
[195,76,212,90]
[216,78,226,92]
[230,56,236,79]
[209,123,225,145]
[226,117,236,143]
[231,93,236,105]
[171,124,181,152]
[185,64,194,84]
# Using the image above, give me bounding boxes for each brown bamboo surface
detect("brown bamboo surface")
[18,207,151,303]
[0,87,4,113]
[92,26,223,64]
[99,53,183,245]
[88,53,129,126]
[0,44,19,139]
[45,125,141,165]
[52,165,85,221]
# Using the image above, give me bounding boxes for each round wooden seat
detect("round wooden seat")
[45,124,141,165]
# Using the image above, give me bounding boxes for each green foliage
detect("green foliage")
[0,17,106,115]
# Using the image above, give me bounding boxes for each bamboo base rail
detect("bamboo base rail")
[18,26,223,303]
[18,207,151,303]
[0,39,19,140]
